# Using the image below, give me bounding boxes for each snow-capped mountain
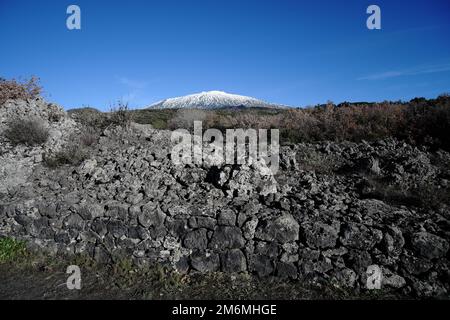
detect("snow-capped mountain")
[147,91,286,109]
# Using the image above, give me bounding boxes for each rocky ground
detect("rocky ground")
[0,98,449,299]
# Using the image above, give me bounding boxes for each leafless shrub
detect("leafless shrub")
[0,76,42,105]
[43,143,89,168]
[3,117,49,146]
[43,130,96,168]
[79,126,99,147]
[109,100,131,127]
[296,149,339,174]
[359,175,450,210]
[168,109,208,131]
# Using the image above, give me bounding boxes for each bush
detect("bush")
[109,100,132,127]
[43,143,89,168]
[68,107,108,129]
[168,109,208,131]
[43,131,96,168]
[3,117,49,146]
[0,76,42,105]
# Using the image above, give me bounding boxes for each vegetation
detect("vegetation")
[3,117,49,146]
[109,100,132,127]
[68,94,450,151]
[0,76,42,105]
[0,241,401,300]
[0,238,27,263]
[43,130,96,168]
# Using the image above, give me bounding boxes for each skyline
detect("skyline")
[0,0,450,110]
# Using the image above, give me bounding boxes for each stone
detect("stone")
[138,204,166,228]
[248,254,274,277]
[242,218,258,240]
[340,223,383,250]
[79,203,104,220]
[381,268,406,289]
[301,221,340,249]
[218,209,236,226]
[221,249,247,273]
[255,214,299,243]
[190,251,220,272]
[107,220,127,239]
[183,228,209,249]
[331,268,357,288]
[401,254,433,275]
[209,226,245,250]
[410,231,449,260]
[276,262,298,279]
[382,226,405,256]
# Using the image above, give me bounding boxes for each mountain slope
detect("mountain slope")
[146,91,286,109]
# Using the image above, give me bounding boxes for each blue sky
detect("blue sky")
[1,0,449,110]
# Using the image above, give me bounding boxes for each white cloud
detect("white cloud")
[358,63,450,80]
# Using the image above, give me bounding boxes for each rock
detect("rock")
[138,203,166,228]
[218,209,236,226]
[248,254,274,277]
[212,162,278,197]
[209,226,245,250]
[410,231,449,260]
[345,250,372,274]
[301,221,340,249]
[331,268,357,288]
[79,203,104,220]
[382,226,405,256]
[340,223,383,250]
[221,249,247,273]
[400,254,433,275]
[242,218,258,240]
[381,268,406,289]
[190,251,220,273]
[64,213,84,229]
[183,228,209,249]
[255,214,299,243]
[276,262,298,279]
[107,220,127,239]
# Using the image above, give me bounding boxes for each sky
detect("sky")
[0,0,450,110]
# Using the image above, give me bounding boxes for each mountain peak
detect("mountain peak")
[147,91,286,110]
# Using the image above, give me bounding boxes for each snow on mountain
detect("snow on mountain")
[146,91,286,109]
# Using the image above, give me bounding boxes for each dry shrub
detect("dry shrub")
[360,175,450,210]
[168,109,209,131]
[404,95,450,150]
[0,76,42,105]
[43,143,89,168]
[3,117,49,146]
[79,126,99,147]
[109,101,131,127]
[43,130,97,168]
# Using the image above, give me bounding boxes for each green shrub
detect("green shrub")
[3,117,49,146]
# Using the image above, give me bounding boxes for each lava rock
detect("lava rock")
[410,231,449,260]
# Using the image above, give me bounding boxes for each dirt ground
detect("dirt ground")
[0,252,404,300]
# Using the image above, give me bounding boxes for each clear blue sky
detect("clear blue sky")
[1,0,449,110]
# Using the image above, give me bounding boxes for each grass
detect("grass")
[0,238,27,263]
